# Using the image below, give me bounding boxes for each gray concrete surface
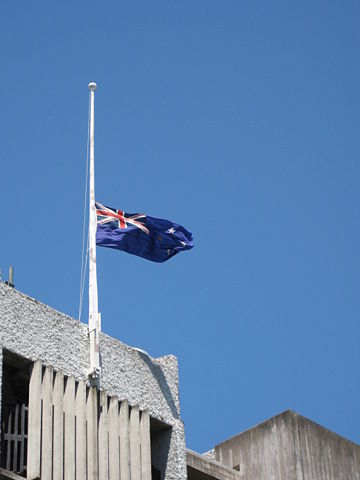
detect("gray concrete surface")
[214,410,360,480]
[0,282,186,480]
[187,449,240,480]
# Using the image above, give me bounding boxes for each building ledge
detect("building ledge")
[187,449,240,480]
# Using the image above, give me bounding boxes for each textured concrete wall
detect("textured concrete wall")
[290,412,360,480]
[0,282,187,480]
[214,410,360,480]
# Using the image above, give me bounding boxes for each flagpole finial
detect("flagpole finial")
[88,82,97,91]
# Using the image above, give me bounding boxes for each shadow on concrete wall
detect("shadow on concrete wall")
[137,352,179,420]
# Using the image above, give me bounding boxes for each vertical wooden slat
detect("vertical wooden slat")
[27,360,42,480]
[20,404,26,474]
[129,406,141,480]
[53,370,64,480]
[87,386,98,480]
[99,390,109,479]
[140,410,152,480]
[75,380,87,479]
[41,366,53,479]
[108,397,119,480]
[13,404,19,473]
[119,400,130,480]
[64,375,76,480]
[27,363,153,480]
[6,410,12,471]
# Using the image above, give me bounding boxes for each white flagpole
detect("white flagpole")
[88,81,101,379]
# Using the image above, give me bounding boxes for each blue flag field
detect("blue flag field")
[95,202,193,263]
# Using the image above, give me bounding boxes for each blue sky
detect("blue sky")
[1,1,360,452]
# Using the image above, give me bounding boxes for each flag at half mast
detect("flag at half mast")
[96,202,194,262]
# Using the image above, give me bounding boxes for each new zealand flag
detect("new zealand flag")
[96,202,194,263]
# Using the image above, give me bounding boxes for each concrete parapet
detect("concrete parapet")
[214,410,360,480]
[0,282,186,480]
[187,449,241,480]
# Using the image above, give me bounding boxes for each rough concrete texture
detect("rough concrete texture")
[214,410,360,480]
[0,282,187,480]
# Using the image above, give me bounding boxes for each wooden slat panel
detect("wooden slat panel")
[53,370,64,480]
[108,397,119,480]
[6,410,12,471]
[87,386,98,480]
[13,404,19,473]
[41,366,53,479]
[140,410,152,480]
[19,404,26,474]
[129,406,141,480]
[27,360,42,480]
[26,362,152,480]
[0,467,27,480]
[99,390,109,479]
[119,400,130,480]
[64,375,75,480]
[75,380,87,479]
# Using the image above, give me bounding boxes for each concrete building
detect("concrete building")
[187,410,360,480]
[0,281,359,479]
[0,282,186,480]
